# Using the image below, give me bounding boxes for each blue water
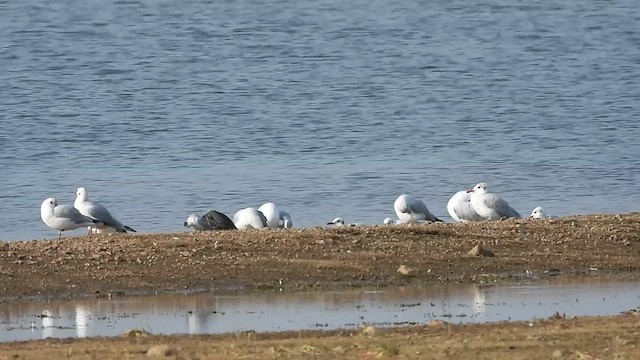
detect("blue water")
[1,0,639,241]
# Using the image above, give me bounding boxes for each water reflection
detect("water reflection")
[1,280,639,342]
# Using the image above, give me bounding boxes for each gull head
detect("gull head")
[467,182,488,194]
[41,197,57,211]
[40,197,57,219]
[327,217,344,226]
[76,187,88,201]
[184,213,199,227]
[530,207,545,219]
[383,217,394,225]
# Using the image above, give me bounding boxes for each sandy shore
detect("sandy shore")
[0,213,639,301]
[2,213,640,357]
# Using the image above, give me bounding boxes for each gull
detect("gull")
[382,217,419,225]
[40,197,102,239]
[279,210,293,229]
[530,207,556,219]
[258,202,280,229]
[184,210,237,231]
[90,227,117,235]
[327,217,362,227]
[467,183,521,220]
[233,207,268,230]
[394,194,442,223]
[447,190,484,222]
[74,187,136,234]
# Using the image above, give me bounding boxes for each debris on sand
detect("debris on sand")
[147,344,177,357]
[467,245,495,257]
[397,265,414,276]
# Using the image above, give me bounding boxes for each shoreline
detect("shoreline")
[0,213,638,302]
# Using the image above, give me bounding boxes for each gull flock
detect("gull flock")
[40,183,553,239]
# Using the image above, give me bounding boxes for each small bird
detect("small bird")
[41,197,102,239]
[74,187,136,234]
[447,190,484,222]
[184,210,237,231]
[467,183,521,220]
[394,194,441,223]
[258,202,280,229]
[233,207,268,230]
[530,207,556,219]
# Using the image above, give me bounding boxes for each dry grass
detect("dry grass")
[2,314,640,359]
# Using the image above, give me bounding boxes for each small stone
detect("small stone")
[147,344,176,357]
[467,245,495,257]
[552,349,564,358]
[397,265,414,276]
[427,319,447,328]
[362,325,376,336]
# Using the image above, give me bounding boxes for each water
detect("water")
[1,281,639,342]
[1,0,639,240]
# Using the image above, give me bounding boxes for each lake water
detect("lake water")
[1,0,639,241]
[1,281,639,342]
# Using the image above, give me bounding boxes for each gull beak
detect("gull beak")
[326,222,333,225]
[466,188,474,193]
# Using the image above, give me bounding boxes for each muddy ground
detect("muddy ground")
[1,213,640,301]
[1,313,640,359]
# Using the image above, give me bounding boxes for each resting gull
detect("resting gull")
[530,207,555,219]
[74,187,136,234]
[394,194,441,223]
[447,190,484,222]
[233,207,268,230]
[258,202,280,229]
[467,183,521,220]
[184,210,237,231]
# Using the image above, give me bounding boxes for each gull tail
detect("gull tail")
[124,225,137,233]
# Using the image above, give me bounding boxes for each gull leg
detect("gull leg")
[58,230,62,240]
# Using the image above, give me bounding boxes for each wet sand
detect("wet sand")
[1,213,640,301]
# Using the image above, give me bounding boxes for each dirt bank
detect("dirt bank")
[1,213,639,301]
[2,313,640,359]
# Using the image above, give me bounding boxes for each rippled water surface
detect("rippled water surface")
[1,281,639,342]
[1,0,639,240]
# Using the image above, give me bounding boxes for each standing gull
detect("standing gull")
[394,194,442,223]
[74,187,136,234]
[467,183,521,220]
[258,202,280,229]
[447,190,484,223]
[184,210,237,231]
[233,207,268,230]
[40,197,101,239]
